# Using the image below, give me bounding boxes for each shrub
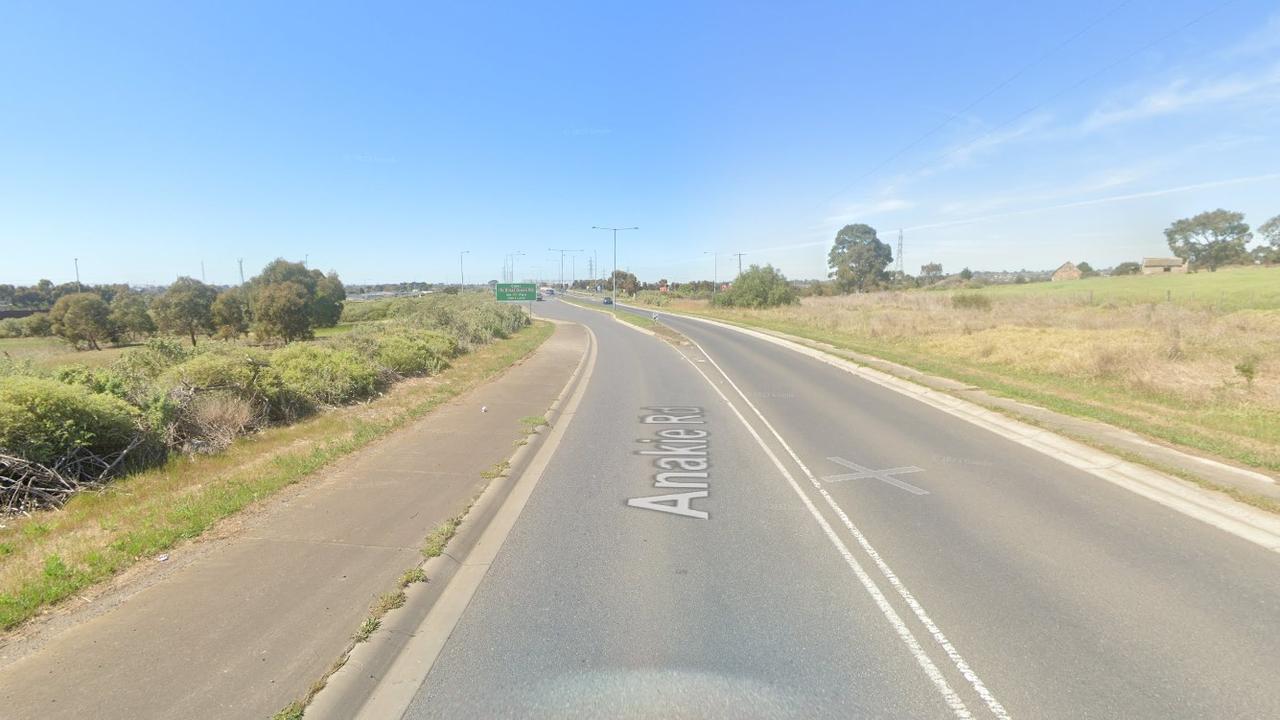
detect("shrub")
[55,365,131,400]
[951,293,993,311]
[0,318,25,338]
[341,301,391,323]
[272,344,387,406]
[109,338,192,398]
[113,338,191,380]
[0,376,143,465]
[374,330,457,376]
[711,264,797,308]
[1235,355,1259,388]
[386,296,527,349]
[635,291,670,307]
[23,312,53,337]
[161,348,295,418]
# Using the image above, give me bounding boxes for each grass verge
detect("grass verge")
[0,321,554,632]
[669,304,1279,473]
[560,296,683,342]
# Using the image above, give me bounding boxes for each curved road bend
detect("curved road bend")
[402,298,1280,719]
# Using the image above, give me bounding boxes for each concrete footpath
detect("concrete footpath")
[0,321,589,720]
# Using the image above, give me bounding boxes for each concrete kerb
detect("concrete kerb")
[633,304,1280,554]
[305,319,597,719]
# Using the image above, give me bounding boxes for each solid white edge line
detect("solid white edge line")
[648,307,1280,553]
[674,346,975,718]
[681,332,1012,720]
[680,333,1008,717]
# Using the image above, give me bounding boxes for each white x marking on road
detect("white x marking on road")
[823,456,929,495]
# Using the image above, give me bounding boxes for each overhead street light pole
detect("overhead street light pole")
[508,251,526,282]
[548,248,583,291]
[592,226,638,305]
[704,251,717,293]
[459,250,469,288]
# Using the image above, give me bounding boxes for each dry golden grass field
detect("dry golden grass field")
[672,266,1280,472]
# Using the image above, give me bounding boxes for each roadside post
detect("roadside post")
[496,282,537,319]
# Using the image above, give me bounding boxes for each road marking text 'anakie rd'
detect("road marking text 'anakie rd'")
[628,406,710,519]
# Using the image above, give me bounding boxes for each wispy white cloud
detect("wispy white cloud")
[903,173,1280,232]
[1224,13,1280,58]
[926,114,1052,173]
[1082,62,1280,131]
[825,197,913,225]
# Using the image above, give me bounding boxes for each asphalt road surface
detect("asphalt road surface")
[401,298,1280,719]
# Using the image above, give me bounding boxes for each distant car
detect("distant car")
[535,295,544,301]
[602,297,613,305]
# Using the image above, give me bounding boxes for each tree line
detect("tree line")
[825,208,1280,294]
[1,259,345,348]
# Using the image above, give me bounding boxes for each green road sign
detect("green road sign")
[496,283,537,302]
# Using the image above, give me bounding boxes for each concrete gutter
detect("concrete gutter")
[307,320,598,719]
[637,305,1280,553]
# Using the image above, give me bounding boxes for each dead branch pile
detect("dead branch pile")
[1,437,149,515]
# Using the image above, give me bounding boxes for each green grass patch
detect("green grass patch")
[272,702,306,720]
[519,414,548,433]
[353,616,380,643]
[976,265,1280,310]
[398,567,428,587]
[478,460,510,480]
[0,336,132,369]
[422,515,463,558]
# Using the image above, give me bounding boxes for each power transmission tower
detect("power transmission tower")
[238,258,245,285]
[897,229,904,282]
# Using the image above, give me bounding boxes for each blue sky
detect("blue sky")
[3,0,1279,285]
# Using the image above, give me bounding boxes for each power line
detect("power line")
[821,0,1136,207]
[893,0,1238,189]
[548,248,582,290]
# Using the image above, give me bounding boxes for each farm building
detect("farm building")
[1051,262,1082,282]
[1141,257,1188,275]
